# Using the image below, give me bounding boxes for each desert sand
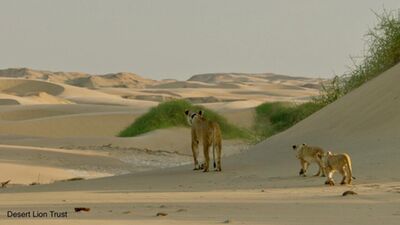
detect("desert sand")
[0,65,398,224]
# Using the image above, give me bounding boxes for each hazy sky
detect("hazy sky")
[1,0,399,80]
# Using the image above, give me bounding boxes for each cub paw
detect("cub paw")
[199,163,205,170]
[325,180,335,186]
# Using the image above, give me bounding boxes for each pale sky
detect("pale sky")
[1,0,399,80]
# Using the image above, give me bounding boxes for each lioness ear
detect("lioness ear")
[185,110,189,115]
[302,143,306,146]
[292,145,297,150]
[198,110,203,116]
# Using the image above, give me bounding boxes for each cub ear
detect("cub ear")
[185,110,189,115]
[292,145,297,150]
[302,143,306,146]
[198,110,203,116]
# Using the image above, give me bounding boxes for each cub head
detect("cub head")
[320,151,333,166]
[184,109,204,126]
[292,143,308,159]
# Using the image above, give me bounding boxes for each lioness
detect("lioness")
[322,151,354,185]
[185,109,222,172]
[292,144,325,177]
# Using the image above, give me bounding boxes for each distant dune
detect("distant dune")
[0,68,156,88]
[149,80,240,89]
[0,78,64,96]
[188,72,321,85]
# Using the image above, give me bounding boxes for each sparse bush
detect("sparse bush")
[254,102,323,139]
[315,9,400,105]
[118,99,252,140]
[255,10,400,141]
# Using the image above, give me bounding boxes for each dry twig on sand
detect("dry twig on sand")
[342,190,358,196]
[74,207,91,212]
[1,180,11,188]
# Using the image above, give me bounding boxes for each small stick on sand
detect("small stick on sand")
[1,180,11,188]
[74,207,91,212]
[342,190,358,196]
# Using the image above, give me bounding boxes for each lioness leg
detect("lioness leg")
[191,140,200,170]
[203,142,210,172]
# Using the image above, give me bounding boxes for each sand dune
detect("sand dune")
[0,68,156,88]
[149,80,240,89]
[0,78,65,96]
[188,72,322,87]
[0,144,124,185]
[0,68,322,106]
[0,98,19,105]
[0,77,159,107]
[0,163,76,184]
[68,72,156,88]
[0,112,136,137]
[0,103,145,137]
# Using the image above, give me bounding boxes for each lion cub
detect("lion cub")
[292,144,325,177]
[185,109,222,172]
[322,151,354,185]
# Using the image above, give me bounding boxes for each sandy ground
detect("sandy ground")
[0,183,399,225]
[0,65,399,224]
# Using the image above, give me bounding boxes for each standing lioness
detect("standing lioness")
[185,109,222,172]
[292,144,325,177]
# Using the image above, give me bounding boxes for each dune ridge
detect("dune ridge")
[0,68,322,105]
[0,68,156,88]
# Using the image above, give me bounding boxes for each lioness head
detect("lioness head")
[185,109,204,126]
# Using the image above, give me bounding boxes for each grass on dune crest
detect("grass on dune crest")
[315,9,400,105]
[254,102,323,140]
[255,9,400,140]
[118,100,253,140]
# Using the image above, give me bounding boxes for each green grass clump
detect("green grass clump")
[315,9,400,105]
[253,9,400,141]
[118,99,252,140]
[254,101,323,139]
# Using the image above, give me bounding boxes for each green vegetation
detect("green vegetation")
[315,9,400,105]
[254,102,323,139]
[255,10,400,140]
[118,100,252,140]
